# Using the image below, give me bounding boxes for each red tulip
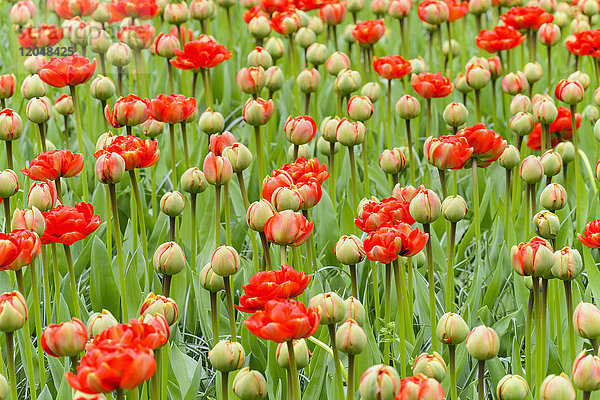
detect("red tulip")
[296,177,322,209]
[41,318,88,357]
[526,107,581,150]
[319,2,346,25]
[511,237,554,277]
[243,299,320,343]
[284,116,317,146]
[110,0,159,20]
[500,6,553,31]
[203,152,233,185]
[27,180,58,212]
[411,73,453,99]
[555,79,585,105]
[565,30,600,57]
[244,6,269,23]
[41,203,101,245]
[279,157,329,185]
[105,94,150,128]
[417,0,449,25]
[578,220,600,248]
[355,197,415,232]
[270,10,302,35]
[456,123,507,167]
[352,19,386,45]
[262,170,295,201]
[94,135,160,170]
[54,0,98,19]
[424,135,474,170]
[0,233,20,270]
[2,229,41,271]
[90,318,169,350]
[264,210,314,247]
[476,25,525,53]
[443,0,468,21]
[21,150,84,181]
[236,265,311,313]
[170,36,232,71]
[209,131,237,156]
[260,0,291,13]
[373,55,412,80]
[39,54,97,88]
[117,24,156,50]
[0,74,16,99]
[18,24,64,48]
[364,223,429,264]
[146,94,197,124]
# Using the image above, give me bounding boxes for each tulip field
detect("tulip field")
[5,0,600,399]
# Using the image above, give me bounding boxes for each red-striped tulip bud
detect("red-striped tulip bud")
[497,374,529,400]
[580,0,599,15]
[211,245,240,277]
[326,52,351,76]
[265,66,284,92]
[465,64,491,90]
[540,183,567,211]
[523,62,543,84]
[243,98,275,126]
[27,180,58,212]
[247,199,276,232]
[200,263,225,292]
[41,318,87,357]
[21,74,46,99]
[223,143,253,173]
[396,95,421,119]
[555,79,585,105]
[106,42,132,67]
[538,23,561,46]
[510,95,532,115]
[237,66,266,96]
[86,309,118,338]
[336,118,366,146]
[12,207,45,237]
[296,68,321,93]
[0,109,23,141]
[419,0,449,24]
[466,325,499,360]
[572,351,600,392]
[10,1,36,25]
[0,291,27,332]
[510,112,535,136]
[308,16,324,35]
[198,108,224,135]
[442,195,468,223]
[153,242,186,275]
[249,16,271,39]
[344,297,366,326]
[55,94,73,116]
[540,373,576,400]
[92,2,112,23]
[520,155,543,184]
[151,34,179,59]
[419,378,445,400]
[284,116,316,146]
[309,292,345,325]
[413,352,447,382]
[347,95,374,122]
[336,319,367,355]
[409,187,441,224]
[203,153,233,186]
[88,29,112,54]
[436,312,469,345]
[378,148,406,175]
[334,69,362,95]
[295,27,316,49]
[502,72,528,95]
[94,152,125,184]
[468,0,491,14]
[190,0,216,20]
[232,367,267,400]
[568,71,590,90]
[573,302,600,339]
[164,2,190,24]
[335,235,365,265]
[443,102,468,128]
[389,0,412,18]
[511,237,554,277]
[180,167,208,194]
[0,170,18,199]
[264,210,313,247]
[359,364,400,400]
[534,210,560,240]
[499,145,521,170]
[140,293,178,326]
[555,141,575,163]
[26,97,52,124]
[90,75,116,102]
[209,340,245,373]
[584,105,598,124]
[361,82,382,103]
[306,44,327,66]
[0,75,15,99]
[276,339,311,369]
[160,191,185,217]
[248,46,274,68]
[540,150,562,177]
[552,247,582,281]
[23,56,46,75]
[321,116,341,143]
[272,186,303,212]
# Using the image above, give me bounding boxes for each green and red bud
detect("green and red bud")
[540,183,567,211]
[466,325,500,361]
[359,364,401,400]
[309,292,345,325]
[209,340,245,373]
[86,309,119,338]
[496,374,529,400]
[413,352,447,382]
[153,242,186,275]
[211,245,240,277]
[160,191,185,217]
[336,319,367,355]
[436,312,470,345]
[232,367,267,400]
[442,195,468,223]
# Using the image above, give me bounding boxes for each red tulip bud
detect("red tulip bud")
[326,52,351,76]
[153,242,186,275]
[540,373,576,400]
[94,152,126,184]
[41,318,87,357]
[0,170,18,199]
[466,325,499,360]
[0,291,27,332]
[209,340,245,372]
[86,309,118,338]
[203,153,233,185]
[211,245,240,277]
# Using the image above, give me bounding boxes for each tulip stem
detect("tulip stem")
[199,68,213,108]
[474,89,481,122]
[383,263,392,363]
[525,291,533,384]
[254,126,266,184]
[438,169,447,198]
[116,389,125,400]
[223,276,237,341]
[424,223,437,352]
[215,185,221,247]
[426,98,432,140]
[363,120,371,196]
[287,340,301,400]
[129,170,150,289]
[69,85,89,203]
[565,281,576,368]
[2,197,10,233]
[210,291,219,346]
[533,277,542,392]
[329,142,336,208]
[5,141,13,170]
[369,259,381,338]
[347,354,355,400]
[504,169,511,232]
[406,119,415,185]
[348,146,358,212]
[349,264,358,299]
[190,194,198,274]
[37,123,46,153]
[169,124,178,189]
[477,360,485,400]
[449,345,457,400]
[328,324,345,400]
[221,371,229,400]
[224,185,232,246]
[280,245,287,265]
[259,232,272,271]
[109,183,129,319]
[583,392,591,400]
[15,270,38,400]
[51,243,61,319]
[541,278,549,377]
[471,160,482,309]
[445,222,456,312]
[387,79,392,148]
[162,275,172,298]
[181,123,190,170]
[62,244,81,319]
[6,332,17,400]
[167,60,174,94]
[31,259,47,390]
[571,104,581,233]
[393,260,407,377]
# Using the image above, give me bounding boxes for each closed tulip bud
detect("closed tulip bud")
[91,2,111,23]
[326,52,351,76]
[232,367,267,400]
[321,116,341,143]
[418,378,445,400]
[317,137,340,156]
[442,195,468,223]
[443,40,461,57]
[200,263,225,292]
[26,97,52,124]
[306,43,327,66]
[265,37,285,61]
[466,325,499,360]
[580,0,599,15]
[211,245,240,277]
[11,207,45,237]
[436,312,469,344]
[272,186,303,212]
[570,18,591,33]
[378,148,406,175]
[359,364,400,400]
[510,112,535,136]
[309,292,345,325]
[153,242,186,275]
[511,237,555,277]
[0,109,23,142]
[243,98,275,126]
[249,16,271,39]
[284,116,316,146]
[555,141,574,164]
[347,95,374,122]
[90,75,116,102]
[21,74,46,99]
[465,64,491,90]
[361,82,382,103]
[455,73,473,94]
[523,62,543,84]
[469,0,491,14]
[246,199,276,232]
[510,95,532,115]
[334,69,362,95]
[307,15,324,34]
[296,68,321,94]
[336,319,367,354]
[94,152,125,184]
[236,67,265,95]
[420,0,449,24]
[209,340,245,373]
[573,302,600,339]
[502,72,528,95]
[497,374,529,400]
[41,318,88,357]
[222,143,252,173]
[540,373,576,400]
[534,210,560,239]
[0,291,27,332]
[552,247,582,280]
[0,373,7,400]
[190,0,216,20]
[335,235,365,265]
[28,181,58,212]
[160,191,185,217]
[346,0,365,12]
[410,57,428,74]
[443,102,468,128]
[139,117,163,138]
[88,29,112,54]
[0,170,18,199]
[295,27,316,49]
[247,46,273,69]
[197,108,224,135]
[499,145,521,170]
[54,95,73,116]
[555,79,585,105]
[10,1,36,25]
[572,351,600,392]
[396,95,421,119]
[540,150,562,177]
[568,71,590,91]
[538,23,561,46]
[344,297,366,326]
[203,153,233,185]
[86,309,118,338]
[263,67,283,94]
[164,2,190,24]
[520,155,543,184]
[584,105,599,124]
[336,118,366,146]
[140,293,178,326]
[23,56,46,75]
[409,188,441,224]
[106,43,132,68]
[179,167,208,194]
[276,339,311,369]
[413,352,447,382]
[553,11,568,27]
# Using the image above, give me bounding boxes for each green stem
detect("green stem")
[347,355,355,400]
[109,183,129,319]
[525,291,533,384]
[135,50,149,98]
[254,126,265,183]
[370,260,381,336]
[210,291,219,346]
[348,146,358,212]
[62,245,81,318]
[116,389,125,400]
[406,119,415,185]
[565,281,576,370]
[169,124,178,189]
[541,278,548,378]
[51,243,61,319]
[280,245,287,265]
[424,223,437,352]
[387,79,392,148]
[223,276,236,341]
[475,89,481,122]
[383,264,392,363]
[6,332,17,400]
[329,142,336,208]
[533,277,542,392]
[105,185,112,257]
[129,170,150,289]
[504,169,511,232]
[287,340,301,400]
[328,324,345,400]
[260,233,273,271]
[363,120,370,196]
[222,371,229,400]
[215,185,221,247]
[15,270,37,400]
[477,360,485,400]
[5,141,13,171]
[571,105,581,233]
[190,194,197,274]
[160,346,168,400]
[349,265,358,299]
[472,160,481,297]
[445,222,456,312]
[224,184,232,246]
[181,123,190,170]
[426,98,431,140]
[449,345,457,400]
[41,246,51,324]
[69,85,89,203]
[393,260,406,377]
